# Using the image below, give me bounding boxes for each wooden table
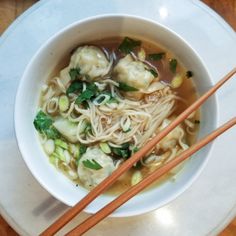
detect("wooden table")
[0,0,235,235]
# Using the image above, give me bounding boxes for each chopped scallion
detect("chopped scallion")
[131,171,143,186]
[59,95,69,112]
[99,143,111,154]
[93,93,111,105]
[171,74,183,88]
[55,139,68,149]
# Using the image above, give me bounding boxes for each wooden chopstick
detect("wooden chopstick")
[40,67,236,236]
[66,117,236,235]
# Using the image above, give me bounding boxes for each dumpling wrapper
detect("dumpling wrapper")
[77,147,116,189]
[113,54,155,90]
[69,46,111,79]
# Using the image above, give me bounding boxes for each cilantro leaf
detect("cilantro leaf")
[75,83,98,105]
[76,90,94,104]
[118,82,139,92]
[33,110,52,131]
[82,159,103,170]
[118,37,141,54]
[169,59,178,73]
[148,52,165,61]
[66,81,83,95]
[43,127,60,139]
[69,68,80,80]
[33,111,60,139]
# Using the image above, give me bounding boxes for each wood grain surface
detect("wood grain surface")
[0,0,235,235]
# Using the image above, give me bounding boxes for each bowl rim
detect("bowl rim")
[14,13,216,217]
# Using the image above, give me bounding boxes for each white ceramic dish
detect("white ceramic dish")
[14,14,216,217]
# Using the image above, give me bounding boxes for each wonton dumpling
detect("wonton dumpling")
[77,147,116,188]
[69,46,110,79]
[113,54,155,90]
[59,66,71,86]
[157,118,189,151]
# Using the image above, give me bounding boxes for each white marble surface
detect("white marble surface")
[0,0,236,235]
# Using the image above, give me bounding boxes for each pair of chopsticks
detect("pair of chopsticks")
[41,67,236,236]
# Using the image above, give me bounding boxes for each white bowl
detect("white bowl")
[14,14,217,217]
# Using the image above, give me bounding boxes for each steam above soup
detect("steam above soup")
[33,37,199,193]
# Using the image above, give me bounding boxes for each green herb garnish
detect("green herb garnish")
[75,83,98,105]
[148,68,158,77]
[169,59,178,73]
[148,52,165,61]
[69,68,80,80]
[96,96,107,104]
[118,82,139,92]
[111,142,131,159]
[133,161,142,170]
[118,37,141,54]
[82,159,103,170]
[33,111,60,139]
[77,144,87,165]
[79,144,87,156]
[132,146,139,153]
[66,81,83,95]
[186,70,193,78]
[112,148,130,158]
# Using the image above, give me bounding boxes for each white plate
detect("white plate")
[0,0,236,235]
